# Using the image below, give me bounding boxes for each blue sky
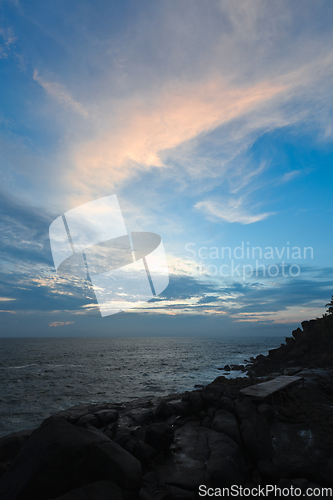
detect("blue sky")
[1,0,333,337]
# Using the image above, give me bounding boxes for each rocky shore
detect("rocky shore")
[1,315,333,499]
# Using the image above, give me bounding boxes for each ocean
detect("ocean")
[0,336,284,437]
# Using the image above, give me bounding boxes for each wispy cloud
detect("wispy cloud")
[0,27,16,59]
[49,321,74,327]
[33,70,89,118]
[69,78,286,199]
[281,170,302,183]
[194,197,273,224]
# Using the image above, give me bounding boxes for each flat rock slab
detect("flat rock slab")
[240,375,303,398]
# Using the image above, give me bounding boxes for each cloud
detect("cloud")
[33,70,89,118]
[49,321,74,327]
[69,78,286,199]
[281,170,302,183]
[194,197,273,224]
[0,27,16,59]
[0,297,16,301]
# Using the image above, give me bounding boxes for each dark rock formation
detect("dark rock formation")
[250,314,333,376]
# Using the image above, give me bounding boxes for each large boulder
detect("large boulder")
[211,410,241,445]
[0,429,33,463]
[0,418,142,500]
[240,414,273,461]
[205,430,245,487]
[145,423,174,452]
[154,424,207,491]
[155,424,244,490]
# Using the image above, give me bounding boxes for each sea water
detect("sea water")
[0,336,284,437]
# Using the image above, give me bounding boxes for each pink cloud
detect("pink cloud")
[68,77,286,201]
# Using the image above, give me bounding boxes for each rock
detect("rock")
[218,396,234,414]
[201,417,211,428]
[103,421,118,439]
[145,483,172,500]
[181,392,191,402]
[234,399,256,421]
[143,471,159,488]
[0,464,5,480]
[240,414,273,461]
[206,407,216,419]
[189,392,203,414]
[292,327,303,341]
[0,429,33,463]
[285,347,304,360]
[169,485,196,499]
[205,429,245,487]
[211,410,241,445]
[230,364,245,372]
[53,480,123,500]
[155,424,244,490]
[53,403,110,424]
[142,473,172,499]
[223,365,231,371]
[257,404,274,420]
[115,432,133,449]
[77,413,99,428]
[155,425,207,490]
[285,337,296,346]
[0,418,142,500]
[168,401,191,417]
[301,319,317,332]
[127,409,154,425]
[139,488,154,500]
[202,384,226,406]
[257,460,281,481]
[155,401,174,420]
[131,441,157,464]
[145,423,174,452]
[94,409,119,426]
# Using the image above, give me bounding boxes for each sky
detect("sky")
[1,0,333,337]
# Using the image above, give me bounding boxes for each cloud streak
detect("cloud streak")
[33,70,89,118]
[49,321,74,327]
[194,197,273,224]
